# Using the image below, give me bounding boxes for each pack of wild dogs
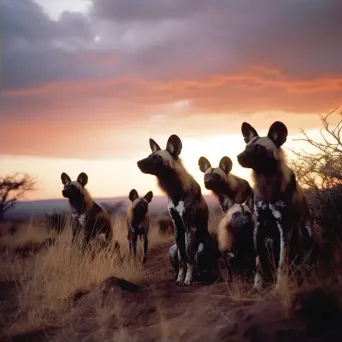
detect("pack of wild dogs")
[60,121,317,290]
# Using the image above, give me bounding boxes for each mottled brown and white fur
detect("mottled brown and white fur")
[137,135,219,285]
[126,189,153,263]
[198,156,253,213]
[61,172,115,249]
[218,198,256,282]
[237,121,315,290]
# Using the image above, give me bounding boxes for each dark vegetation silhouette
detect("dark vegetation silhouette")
[0,173,35,221]
[290,108,342,269]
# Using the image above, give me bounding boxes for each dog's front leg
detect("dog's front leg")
[142,233,148,264]
[175,230,187,284]
[275,221,288,291]
[169,208,186,284]
[184,227,197,286]
[130,233,137,259]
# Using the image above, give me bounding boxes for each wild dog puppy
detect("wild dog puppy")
[218,198,256,282]
[61,172,115,249]
[237,121,315,290]
[126,189,153,263]
[198,156,253,212]
[137,134,219,285]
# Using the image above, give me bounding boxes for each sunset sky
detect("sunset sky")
[2,0,342,200]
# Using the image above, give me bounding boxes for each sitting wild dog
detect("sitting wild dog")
[198,156,253,213]
[237,121,316,290]
[137,134,219,285]
[127,189,153,263]
[61,172,115,249]
[218,198,256,282]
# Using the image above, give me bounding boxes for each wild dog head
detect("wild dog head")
[218,199,255,254]
[198,156,232,192]
[61,172,88,201]
[237,121,288,172]
[137,135,183,177]
[128,189,153,222]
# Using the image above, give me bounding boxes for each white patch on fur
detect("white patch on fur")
[269,203,282,220]
[305,226,312,237]
[275,220,285,280]
[251,137,276,151]
[227,252,235,259]
[256,201,267,210]
[78,214,86,226]
[132,198,140,207]
[215,167,228,178]
[204,167,213,175]
[155,150,173,162]
[175,200,185,218]
[253,226,258,250]
[253,271,263,290]
[184,263,194,285]
[70,181,83,191]
[176,249,185,283]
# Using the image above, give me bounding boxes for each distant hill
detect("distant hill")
[4,195,220,220]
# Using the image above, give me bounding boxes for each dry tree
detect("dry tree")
[0,173,36,221]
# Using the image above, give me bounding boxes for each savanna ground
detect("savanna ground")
[1,210,342,342]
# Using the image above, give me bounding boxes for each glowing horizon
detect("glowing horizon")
[1,128,324,201]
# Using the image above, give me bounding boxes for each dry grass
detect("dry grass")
[0,214,172,336]
[1,211,342,341]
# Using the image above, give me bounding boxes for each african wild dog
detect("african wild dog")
[61,172,117,250]
[137,134,219,285]
[237,121,315,290]
[126,189,153,263]
[198,156,253,213]
[218,198,256,282]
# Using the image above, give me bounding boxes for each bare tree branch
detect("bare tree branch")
[289,108,342,244]
[0,173,36,220]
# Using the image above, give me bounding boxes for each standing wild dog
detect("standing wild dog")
[127,189,153,263]
[137,134,219,285]
[61,172,115,249]
[237,121,315,290]
[198,156,253,212]
[218,198,256,282]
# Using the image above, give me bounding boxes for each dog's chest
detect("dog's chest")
[131,221,148,235]
[168,200,186,219]
[71,210,86,226]
[254,200,289,234]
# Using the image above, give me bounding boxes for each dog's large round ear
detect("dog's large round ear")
[267,121,288,147]
[198,157,211,173]
[76,172,88,187]
[149,138,161,153]
[129,189,139,202]
[61,172,71,185]
[222,196,234,213]
[241,122,259,144]
[144,191,153,203]
[219,156,233,174]
[166,134,182,159]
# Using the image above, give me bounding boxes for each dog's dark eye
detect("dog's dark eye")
[233,212,241,219]
[255,145,264,150]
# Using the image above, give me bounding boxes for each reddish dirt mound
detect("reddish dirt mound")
[2,242,342,342]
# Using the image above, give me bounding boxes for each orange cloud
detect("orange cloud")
[2,67,341,159]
